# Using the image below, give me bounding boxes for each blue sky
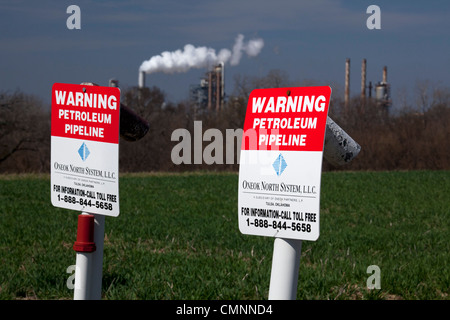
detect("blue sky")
[1,0,449,109]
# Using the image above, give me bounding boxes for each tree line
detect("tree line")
[1,71,449,173]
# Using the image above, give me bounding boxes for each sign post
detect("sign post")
[90,213,105,299]
[50,82,121,299]
[238,86,331,299]
[268,238,302,299]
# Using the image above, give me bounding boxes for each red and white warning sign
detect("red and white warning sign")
[238,86,331,241]
[50,83,120,217]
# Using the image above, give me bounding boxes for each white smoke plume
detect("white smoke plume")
[139,34,264,74]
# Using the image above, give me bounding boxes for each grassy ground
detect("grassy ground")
[0,171,448,300]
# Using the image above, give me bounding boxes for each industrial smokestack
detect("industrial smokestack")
[219,61,225,105]
[214,62,225,111]
[382,66,387,83]
[208,71,212,111]
[109,79,119,88]
[215,65,221,111]
[345,58,350,111]
[361,59,366,100]
[138,71,145,89]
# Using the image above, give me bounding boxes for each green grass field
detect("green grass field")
[0,171,449,300]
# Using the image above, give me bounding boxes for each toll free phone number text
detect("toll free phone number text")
[246,218,312,233]
[57,195,114,211]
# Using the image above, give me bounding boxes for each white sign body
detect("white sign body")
[238,86,331,241]
[50,83,120,217]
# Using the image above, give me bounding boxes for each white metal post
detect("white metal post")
[90,214,105,300]
[268,238,303,300]
[73,251,93,300]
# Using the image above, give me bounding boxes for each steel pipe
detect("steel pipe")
[324,117,361,166]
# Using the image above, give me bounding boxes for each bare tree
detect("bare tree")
[0,91,49,172]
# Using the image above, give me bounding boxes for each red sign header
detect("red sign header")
[51,83,120,144]
[242,86,331,152]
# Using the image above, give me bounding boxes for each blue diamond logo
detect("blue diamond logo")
[273,154,287,176]
[78,142,90,161]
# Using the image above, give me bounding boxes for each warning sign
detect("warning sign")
[50,83,120,217]
[238,86,331,240]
